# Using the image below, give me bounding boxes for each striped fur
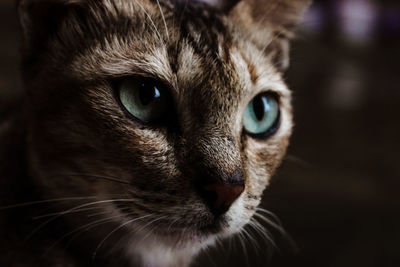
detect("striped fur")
[1,0,309,266]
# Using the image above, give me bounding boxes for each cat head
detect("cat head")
[18,0,309,266]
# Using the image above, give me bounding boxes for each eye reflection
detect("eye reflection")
[243,93,280,137]
[118,77,169,123]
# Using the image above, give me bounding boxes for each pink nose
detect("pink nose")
[199,182,245,215]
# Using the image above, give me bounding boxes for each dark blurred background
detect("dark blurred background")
[1,0,399,266]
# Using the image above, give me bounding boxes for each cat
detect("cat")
[0,0,310,266]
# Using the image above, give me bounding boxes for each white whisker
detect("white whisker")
[249,218,277,250]
[92,213,153,259]
[44,209,133,255]
[254,208,285,234]
[242,226,260,253]
[201,245,218,267]
[237,230,250,267]
[138,215,168,244]
[156,0,169,40]
[25,199,138,241]
[61,173,130,185]
[34,206,103,220]
[134,0,164,44]
[284,154,311,168]
[0,196,98,211]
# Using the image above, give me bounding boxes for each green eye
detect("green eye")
[243,93,280,137]
[118,77,169,123]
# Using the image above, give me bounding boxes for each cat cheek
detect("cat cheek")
[245,138,290,184]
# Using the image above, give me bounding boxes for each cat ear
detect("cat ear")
[229,0,311,71]
[195,0,240,12]
[197,0,310,28]
[17,0,84,49]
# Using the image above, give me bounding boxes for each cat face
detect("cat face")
[18,0,309,265]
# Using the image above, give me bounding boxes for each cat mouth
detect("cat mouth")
[147,215,226,242]
[151,226,220,244]
[120,201,231,242]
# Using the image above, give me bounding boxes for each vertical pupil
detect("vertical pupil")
[253,96,266,121]
[139,83,160,105]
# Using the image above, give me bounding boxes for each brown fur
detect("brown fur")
[0,0,310,266]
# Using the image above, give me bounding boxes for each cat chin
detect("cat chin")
[122,201,254,267]
[124,231,216,267]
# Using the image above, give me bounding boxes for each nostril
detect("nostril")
[198,186,218,207]
[198,182,245,215]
